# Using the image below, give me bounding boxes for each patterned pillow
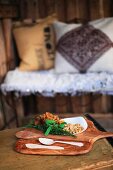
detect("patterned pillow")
[13,15,57,71]
[53,18,113,73]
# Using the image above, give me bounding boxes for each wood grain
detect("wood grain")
[2,19,16,70]
[0,20,7,82]
[0,128,113,170]
[36,96,54,113]
[15,118,113,155]
[55,94,72,113]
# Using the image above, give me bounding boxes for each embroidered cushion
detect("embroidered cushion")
[53,21,81,73]
[13,15,57,71]
[53,18,113,73]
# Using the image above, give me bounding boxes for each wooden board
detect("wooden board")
[0,128,113,170]
[15,118,113,155]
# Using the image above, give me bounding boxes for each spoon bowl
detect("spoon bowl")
[39,138,54,145]
[39,138,84,147]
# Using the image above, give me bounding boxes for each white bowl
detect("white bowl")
[62,116,88,134]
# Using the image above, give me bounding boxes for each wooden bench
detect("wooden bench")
[0,0,113,128]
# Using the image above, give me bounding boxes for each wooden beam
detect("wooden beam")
[0,20,7,82]
[2,19,16,70]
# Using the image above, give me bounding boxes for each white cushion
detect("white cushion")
[53,21,80,73]
[88,18,113,72]
[53,18,113,73]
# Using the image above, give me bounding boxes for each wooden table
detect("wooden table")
[0,115,113,170]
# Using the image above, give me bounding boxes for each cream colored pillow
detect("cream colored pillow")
[13,15,57,71]
[53,21,81,73]
[54,18,113,73]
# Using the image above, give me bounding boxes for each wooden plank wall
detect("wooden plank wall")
[17,0,113,21]
[0,0,113,127]
[0,0,113,76]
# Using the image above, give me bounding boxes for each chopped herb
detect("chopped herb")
[45,126,52,136]
[45,119,55,125]
[25,121,75,137]
[24,115,76,137]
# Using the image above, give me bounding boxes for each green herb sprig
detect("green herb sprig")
[25,119,75,137]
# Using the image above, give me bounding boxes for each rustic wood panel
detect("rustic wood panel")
[81,94,92,113]
[23,95,37,116]
[0,4,18,18]
[0,93,17,129]
[71,94,92,113]
[19,0,27,19]
[71,96,83,113]
[2,19,16,70]
[0,0,113,20]
[12,96,24,126]
[91,94,112,113]
[19,0,37,19]
[55,0,67,21]
[74,0,89,20]
[38,0,48,18]
[88,0,102,20]
[0,20,7,82]
[19,0,40,20]
[45,0,56,15]
[66,0,77,21]
[36,96,54,113]
[88,0,113,20]
[55,94,72,113]
[102,0,113,17]
[31,0,40,20]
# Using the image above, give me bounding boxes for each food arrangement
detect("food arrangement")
[15,113,113,155]
[25,112,84,136]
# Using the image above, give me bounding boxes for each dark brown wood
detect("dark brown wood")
[0,0,113,20]
[71,94,91,113]
[71,96,83,113]
[91,94,112,113]
[13,96,25,127]
[0,93,17,128]
[0,20,7,82]
[55,94,72,113]
[81,94,92,113]
[0,111,4,129]
[55,0,67,21]
[38,0,48,18]
[0,4,18,18]
[45,0,56,15]
[101,95,112,113]
[75,0,90,20]
[15,118,113,155]
[89,0,104,20]
[92,94,103,113]
[31,0,40,20]
[2,19,16,70]
[19,0,27,19]
[66,0,77,21]
[103,0,113,17]
[36,96,54,113]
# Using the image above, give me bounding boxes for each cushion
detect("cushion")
[53,18,113,73]
[53,21,81,73]
[13,15,57,71]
